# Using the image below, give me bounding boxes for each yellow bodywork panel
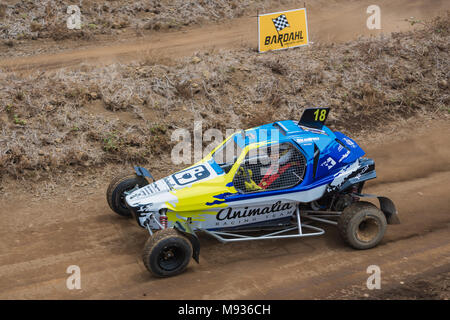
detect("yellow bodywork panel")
[164,141,269,224]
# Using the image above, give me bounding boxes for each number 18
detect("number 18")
[314,109,327,121]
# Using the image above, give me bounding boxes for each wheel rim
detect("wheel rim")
[119,194,127,210]
[355,217,380,242]
[158,245,186,271]
[119,184,140,210]
[119,193,130,210]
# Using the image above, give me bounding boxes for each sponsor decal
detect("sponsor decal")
[128,181,168,200]
[353,165,370,181]
[172,164,211,186]
[321,157,336,170]
[299,125,327,135]
[338,150,350,163]
[258,8,309,52]
[327,161,360,192]
[264,31,304,46]
[296,137,319,143]
[137,204,153,213]
[128,186,152,200]
[216,201,293,222]
[164,177,175,190]
[343,137,357,148]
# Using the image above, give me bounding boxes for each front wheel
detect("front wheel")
[337,201,387,250]
[142,228,193,277]
[106,172,148,217]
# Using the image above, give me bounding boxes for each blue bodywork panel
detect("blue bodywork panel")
[221,120,370,203]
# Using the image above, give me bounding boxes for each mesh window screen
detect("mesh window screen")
[233,143,306,194]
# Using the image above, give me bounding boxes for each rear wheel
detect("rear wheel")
[337,201,387,250]
[142,228,192,277]
[106,172,148,217]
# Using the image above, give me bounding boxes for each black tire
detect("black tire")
[142,228,192,277]
[337,201,387,250]
[106,172,148,217]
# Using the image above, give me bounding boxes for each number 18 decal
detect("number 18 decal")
[314,109,327,121]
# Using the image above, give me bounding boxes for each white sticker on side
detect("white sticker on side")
[321,157,336,170]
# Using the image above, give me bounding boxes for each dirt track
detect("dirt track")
[0,119,448,299]
[0,0,449,300]
[1,0,449,72]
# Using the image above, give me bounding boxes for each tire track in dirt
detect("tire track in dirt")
[248,230,450,300]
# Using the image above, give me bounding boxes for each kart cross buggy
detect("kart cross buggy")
[107,108,400,277]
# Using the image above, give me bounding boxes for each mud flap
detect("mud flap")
[134,166,155,182]
[174,219,200,263]
[357,193,400,224]
[377,196,400,224]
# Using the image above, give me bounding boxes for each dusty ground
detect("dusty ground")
[0,118,449,299]
[0,0,449,300]
[1,0,449,70]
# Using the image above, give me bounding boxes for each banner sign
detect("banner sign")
[258,8,309,52]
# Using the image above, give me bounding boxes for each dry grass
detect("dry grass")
[0,14,449,183]
[0,0,272,41]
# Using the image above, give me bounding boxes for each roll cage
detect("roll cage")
[209,135,308,195]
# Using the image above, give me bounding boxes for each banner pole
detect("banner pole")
[257,9,259,52]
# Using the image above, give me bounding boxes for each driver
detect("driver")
[237,165,262,191]
[235,144,302,192]
[258,144,301,190]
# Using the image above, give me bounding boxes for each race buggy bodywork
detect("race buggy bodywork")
[107,108,400,277]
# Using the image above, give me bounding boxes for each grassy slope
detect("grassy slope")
[0,0,270,41]
[0,14,448,182]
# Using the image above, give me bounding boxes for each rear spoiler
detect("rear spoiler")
[298,107,330,130]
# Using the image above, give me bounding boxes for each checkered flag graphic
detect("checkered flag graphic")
[272,14,290,32]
